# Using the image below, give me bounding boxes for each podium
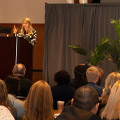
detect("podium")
[0,36,33,80]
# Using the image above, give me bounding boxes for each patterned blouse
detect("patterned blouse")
[0,105,15,120]
[18,29,37,46]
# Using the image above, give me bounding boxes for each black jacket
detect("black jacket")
[55,106,101,120]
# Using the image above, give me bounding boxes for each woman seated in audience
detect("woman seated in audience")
[22,80,54,120]
[72,64,90,89]
[0,79,15,119]
[100,72,120,106]
[51,70,75,109]
[98,72,120,115]
[5,75,24,117]
[101,80,120,120]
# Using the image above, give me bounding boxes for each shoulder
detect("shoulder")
[89,115,101,120]
[56,106,99,120]
[0,105,15,120]
[32,29,37,34]
[19,76,32,83]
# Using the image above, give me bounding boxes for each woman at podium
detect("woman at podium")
[13,17,37,46]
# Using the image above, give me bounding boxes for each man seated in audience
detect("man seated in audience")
[51,70,75,109]
[12,63,32,97]
[86,66,103,96]
[55,85,101,120]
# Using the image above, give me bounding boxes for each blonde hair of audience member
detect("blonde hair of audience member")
[0,79,8,106]
[21,17,33,35]
[86,66,99,83]
[100,72,120,104]
[23,80,54,120]
[101,80,120,119]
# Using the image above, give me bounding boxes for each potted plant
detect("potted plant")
[68,19,120,71]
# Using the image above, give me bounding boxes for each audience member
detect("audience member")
[5,75,24,117]
[72,64,90,89]
[22,80,54,120]
[12,63,32,97]
[51,70,75,109]
[96,67,104,86]
[55,85,101,120]
[0,79,16,119]
[100,72,120,105]
[86,66,103,96]
[101,80,120,120]
[0,105,15,120]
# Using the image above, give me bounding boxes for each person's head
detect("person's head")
[73,85,99,114]
[22,18,31,31]
[101,80,120,119]
[12,63,26,76]
[54,70,70,85]
[86,66,99,83]
[96,67,104,81]
[0,80,8,107]
[23,80,54,120]
[101,72,120,103]
[21,17,33,34]
[74,64,90,89]
[5,75,20,95]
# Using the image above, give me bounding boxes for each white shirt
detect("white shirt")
[0,105,15,120]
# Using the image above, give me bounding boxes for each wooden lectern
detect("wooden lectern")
[0,36,33,80]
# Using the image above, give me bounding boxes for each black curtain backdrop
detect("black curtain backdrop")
[44,3,120,86]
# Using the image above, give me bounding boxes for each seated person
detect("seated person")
[51,70,75,109]
[101,80,120,119]
[98,72,120,114]
[96,67,104,86]
[0,105,15,120]
[5,75,24,117]
[12,63,32,98]
[72,64,90,89]
[86,66,103,96]
[22,80,54,120]
[0,79,17,119]
[55,85,101,120]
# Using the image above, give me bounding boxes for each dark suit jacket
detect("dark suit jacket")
[51,85,75,109]
[18,76,32,97]
[55,106,101,120]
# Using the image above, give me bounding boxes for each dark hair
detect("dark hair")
[73,85,99,110]
[5,76,20,95]
[54,70,70,85]
[73,64,90,89]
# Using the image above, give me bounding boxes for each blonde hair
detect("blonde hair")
[23,80,54,120]
[101,72,120,104]
[101,80,120,119]
[0,79,8,106]
[21,17,34,34]
[86,66,99,83]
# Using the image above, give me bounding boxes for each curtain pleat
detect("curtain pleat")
[44,3,120,86]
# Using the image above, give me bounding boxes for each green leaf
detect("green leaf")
[68,45,88,56]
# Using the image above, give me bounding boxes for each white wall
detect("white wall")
[0,0,66,23]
